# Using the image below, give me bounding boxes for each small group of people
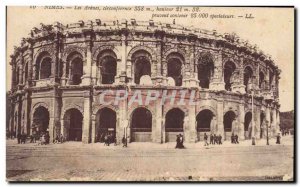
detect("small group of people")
[53,134,65,144]
[175,134,185,149]
[17,133,27,144]
[203,133,222,146]
[37,132,50,145]
[231,133,239,144]
[281,128,290,136]
[103,133,117,146]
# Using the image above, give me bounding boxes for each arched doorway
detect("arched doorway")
[67,52,84,85]
[197,53,214,88]
[165,108,184,142]
[32,106,49,136]
[244,112,252,139]
[196,109,213,141]
[63,108,83,141]
[39,57,52,79]
[95,108,116,142]
[132,50,152,84]
[97,50,117,84]
[167,53,183,86]
[223,111,236,140]
[244,66,253,93]
[131,107,152,142]
[259,72,265,89]
[224,61,236,91]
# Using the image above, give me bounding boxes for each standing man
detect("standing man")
[204,133,209,146]
[219,134,222,145]
[235,134,239,144]
[213,134,217,145]
[122,136,127,147]
[210,134,213,144]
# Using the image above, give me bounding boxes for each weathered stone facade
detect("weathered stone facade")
[8,19,281,144]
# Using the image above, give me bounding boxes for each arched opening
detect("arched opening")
[165,108,184,142]
[167,53,183,86]
[259,71,265,89]
[100,56,117,84]
[70,57,83,85]
[63,108,83,141]
[196,109,213,141]
[260,112,265,138]
[132,50,152,84]
[197,53,214,88]
[244,112,252,139]
[223,111,236,140]
[224,61,236,91]
[39,57,52,79]
[98,50,117,84]
[32,106,49,136]
[244,66,253,93]
[131,107,152,142]
[95,108,116,143]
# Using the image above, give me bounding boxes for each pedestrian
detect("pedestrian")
[219,134,222,145]
[235,134,239,144]
[231,133,235,144]
[21,134,26,144]
[210,134,213,144]
[17,132,21,144]
[213,134,217,145]
[179,134,185,149]
[276,133,281,144]
[30,134,35,143]
[204,133,209,146]
[122,136,127,147]
[60,134,64,143]
[175,135,180,148]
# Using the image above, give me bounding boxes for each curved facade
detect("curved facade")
[8,19,281,143]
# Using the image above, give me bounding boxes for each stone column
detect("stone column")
[211,116,217,135]
[271,108,277,137]
[91,115,96,143]
[188,105,197,143]
[82,41,92,85]
[276,109,280,134]
[216,99,225,139]
[27,46,33,86]
[82,91,91,143]
[239,103,245,140]
[120,31,128,84]
[265,105,271,139]
[210,52,225,90]
[152,98,163,143]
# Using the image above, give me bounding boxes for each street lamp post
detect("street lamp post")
[249,82,256,146]
[265,95,273,146]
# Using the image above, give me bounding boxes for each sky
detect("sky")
[6,6,294,111]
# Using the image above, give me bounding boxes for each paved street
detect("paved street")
[6,136,294,181]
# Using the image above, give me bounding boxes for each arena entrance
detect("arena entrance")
[63,108,83,141]
[95,108,116,143]
[165,108,184,142]
[32,106,49,136]
[196,110,213,141]
[244,112,252,139]
[131,108,152,142]
[223,111,235,140]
